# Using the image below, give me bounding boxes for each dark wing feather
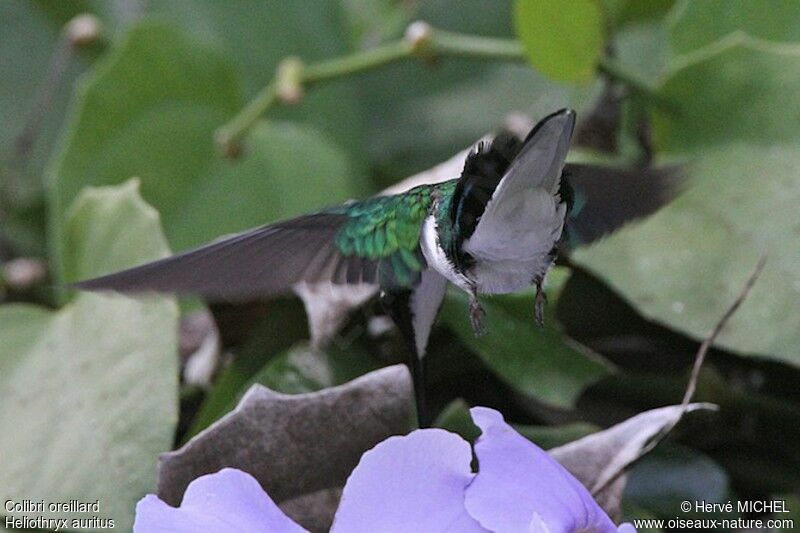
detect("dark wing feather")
[74,185,439,300]
[73,213,359,301]
[561,163,685,248]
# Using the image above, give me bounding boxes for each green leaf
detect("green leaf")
[625,445,732,519]
[434,398,482,443]
[514,0,605,82]
[62,179,169,281]
[0,1,84,190]
[252,342,380,395]
[434,398,597,447]
[653,37,800,152]
[185,298,309,439]
[185,310,379,440]
[513,421,598,449]
[575,142,800,364]
[612,19,672,85]
[49,22,365,284]
[0,180,178,532]
[603,0,675,28]
[669,0,800,54]
[621,504,663,533]
[573,41,800,365]
[147,1,366,156]
[774,494,800,532]
[439,288,611,408]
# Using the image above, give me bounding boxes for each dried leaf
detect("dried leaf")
[279,488,342,533]
[551,403,716,520]
[157,365,413,506]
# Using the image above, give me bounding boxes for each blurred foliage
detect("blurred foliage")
[515,0,604,82]
[440,290,610,408]
[625,445,733,520]
[0,181,177,531]
[49,22,365,287]
[574,8,800,362]
[0,1,90,256]
[669,0,800,53]
[1,0,800,530]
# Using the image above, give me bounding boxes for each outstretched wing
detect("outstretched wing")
[561,163,685,248]
[73,186,436,300]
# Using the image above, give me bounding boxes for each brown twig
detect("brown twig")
[592,255,767,496]
[678,255,767,410]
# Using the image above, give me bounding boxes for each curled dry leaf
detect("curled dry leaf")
[279,487,342,533]
[551,403,716,520]
[157,365,413,508]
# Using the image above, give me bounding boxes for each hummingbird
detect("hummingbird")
[75,109,680,426]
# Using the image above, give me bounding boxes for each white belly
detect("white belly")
[469,254,554,294]
[464,186,565,294]
[420,209,561,296]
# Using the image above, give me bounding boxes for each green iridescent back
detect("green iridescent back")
[330,181,457,288]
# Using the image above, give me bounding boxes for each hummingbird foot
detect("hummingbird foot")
[469,294,486,337]
[534,281,547,328]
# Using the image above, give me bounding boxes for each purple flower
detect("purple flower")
[135,407,634,533]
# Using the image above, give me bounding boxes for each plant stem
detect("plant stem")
[426,29,526,61]
[303,40,413,83]
[215,22,657,157]
[215,82,278,158]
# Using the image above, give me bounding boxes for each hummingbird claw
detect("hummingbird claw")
[534,281,547,328]
[469,297,486,337]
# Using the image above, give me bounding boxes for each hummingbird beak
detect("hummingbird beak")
[502,108,576,194]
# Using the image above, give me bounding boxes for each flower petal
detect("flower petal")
[465,407,623,533]
[332,428,488,533]
[133,468,306,533]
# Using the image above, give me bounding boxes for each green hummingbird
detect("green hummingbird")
[75,109,680,426]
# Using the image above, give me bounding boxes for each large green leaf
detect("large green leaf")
[147,1,366,156]
[440,286,611,408]
[625,445,733,520]
[515,0,605,82]
[603,0,675,29]
[573,40,800,364]
[49,22,365,284]
[653,37,800,152]
[669,0,800,54]
[0,180,178,531]
[574,142,800,363]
